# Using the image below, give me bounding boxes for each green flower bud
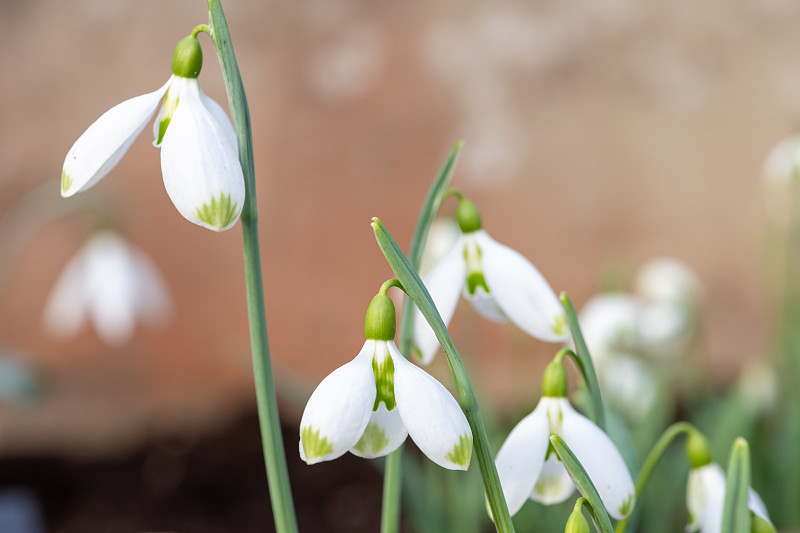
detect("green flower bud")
[542,359,567,397]
[364,293,396,341]
[565,501,590,533]
[172,36,203,78]
[685,431,712,468]
[456,197,482,233]
[751,512,776,533]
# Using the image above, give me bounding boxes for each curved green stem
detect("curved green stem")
[560,293,605,429]
[372,217,514,533]
[206,2,298,532]
[615,422,699,533]
[191,24,210,38]
[381,142,463,533]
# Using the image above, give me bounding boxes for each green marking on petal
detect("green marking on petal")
[195,193,240,230]
[353,422,389,455]
[156,85,180,145]
[372,351,396,411]
[466,271,490,296]
[445,433,472,468]
[551,313,567,337]
[60,169,73,194]
[617,493,634,518]
[301,425,334,460]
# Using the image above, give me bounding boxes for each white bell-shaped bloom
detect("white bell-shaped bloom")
[686,463,772,533]
[413,218,567,365]
[299,339,472,470]
[43,231,171,345]
[61,37,244,232]
[494,395,635,519]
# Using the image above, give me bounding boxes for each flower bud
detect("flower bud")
[172,36,203,78]
[565,501,590,533]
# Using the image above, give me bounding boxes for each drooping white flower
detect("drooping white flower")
[494,360,635,520]
[299,291,472,470]
[763,134,800,226]
[412,196,567,365]
[686,463,772,533]
[43,230,171,345]
[61,34,244,232]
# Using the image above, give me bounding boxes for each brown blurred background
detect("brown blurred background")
[1,0,799,530]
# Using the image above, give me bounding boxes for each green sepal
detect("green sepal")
[172,35,203,78]
[364,293,397,341]
[542,359,568,397]
[551,434,615,533]
[456,197,482,233]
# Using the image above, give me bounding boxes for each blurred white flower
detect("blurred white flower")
[636,257,701,310]
[762,133,800,227]
[61,36,244,232]
[43,231,171,345]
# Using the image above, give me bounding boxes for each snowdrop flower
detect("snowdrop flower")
[413,194,568,365]
[61,32,244,232]
[494,357,635,519]
[685,433,774,533]
[763,134,800,227]
[299,283,472,470]
[43,230,171,345]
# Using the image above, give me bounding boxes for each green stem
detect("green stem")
[721,438,751,533]
[615,422,698,533]
[560,293,606,430]
[372,217,514,533]
[206,2,298,532]
[381,142,463,533]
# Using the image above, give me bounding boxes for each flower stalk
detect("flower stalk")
[206,2,298,532]
[372,217,515,533]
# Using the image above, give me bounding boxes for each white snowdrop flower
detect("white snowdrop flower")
[635,257,701,310]
[412,196,567,365]
[61,34,244,232]
[299,288,472,470]
[578,293,643,365]
[43,230,171,345]
[685,433,774,533]
[494,359,635,519]
[762,134,800,227]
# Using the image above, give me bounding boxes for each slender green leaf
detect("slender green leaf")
[372,218,515,533]
[550,435,614,533]
[721,438,752,533]
[560,293,606,430]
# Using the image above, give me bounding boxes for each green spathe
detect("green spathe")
[195,193,240,231]
[456,197,482,233]
[301,426,333,460]
[364,293,396,341]
[172,36,203,79]
[445,433,473,468]
[353,422,390,455]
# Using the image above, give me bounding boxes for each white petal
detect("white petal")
[748,489,771,524]
[299,340,376,464]
[160,78,245,232]
[494,400,549,516]
[578,294,644,364]
[390,342,472,470]
[349,403,408,459]
[476,231,568,343]
[198,87,238,150]
[412,237,467,365]
[43,247,89,339]
[464,287,507,322]
[686,464,725,533]
[531,455,575,504]
[559,399,635,520]
[61,80,169,197]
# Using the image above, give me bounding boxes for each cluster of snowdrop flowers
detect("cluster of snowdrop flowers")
[577,257,701,420]
[299,281,473,470]
[43,230,171,345]
[412,192,568,365]
[684,432,774,533]
[494,353,635,520]
[61,30,245,232]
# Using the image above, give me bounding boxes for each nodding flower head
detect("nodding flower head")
[61,31,245,232]
[299,284,473,470]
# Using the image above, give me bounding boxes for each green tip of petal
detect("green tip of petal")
[551,313,567,337]
[372,353,396,411]
[60,169,73,195]
[353,422,390,455]
[445,433,473,469]
[301,425,334,462]
[195,193,240,231]
[618,493,635,518]
[466,271,490,296]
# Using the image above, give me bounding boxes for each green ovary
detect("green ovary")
[61,170,73,194]
[195,193,239,230]
[445,433,473,468]
[301,426,334,460]
[353,422,390,455]
[372,353,396,411]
